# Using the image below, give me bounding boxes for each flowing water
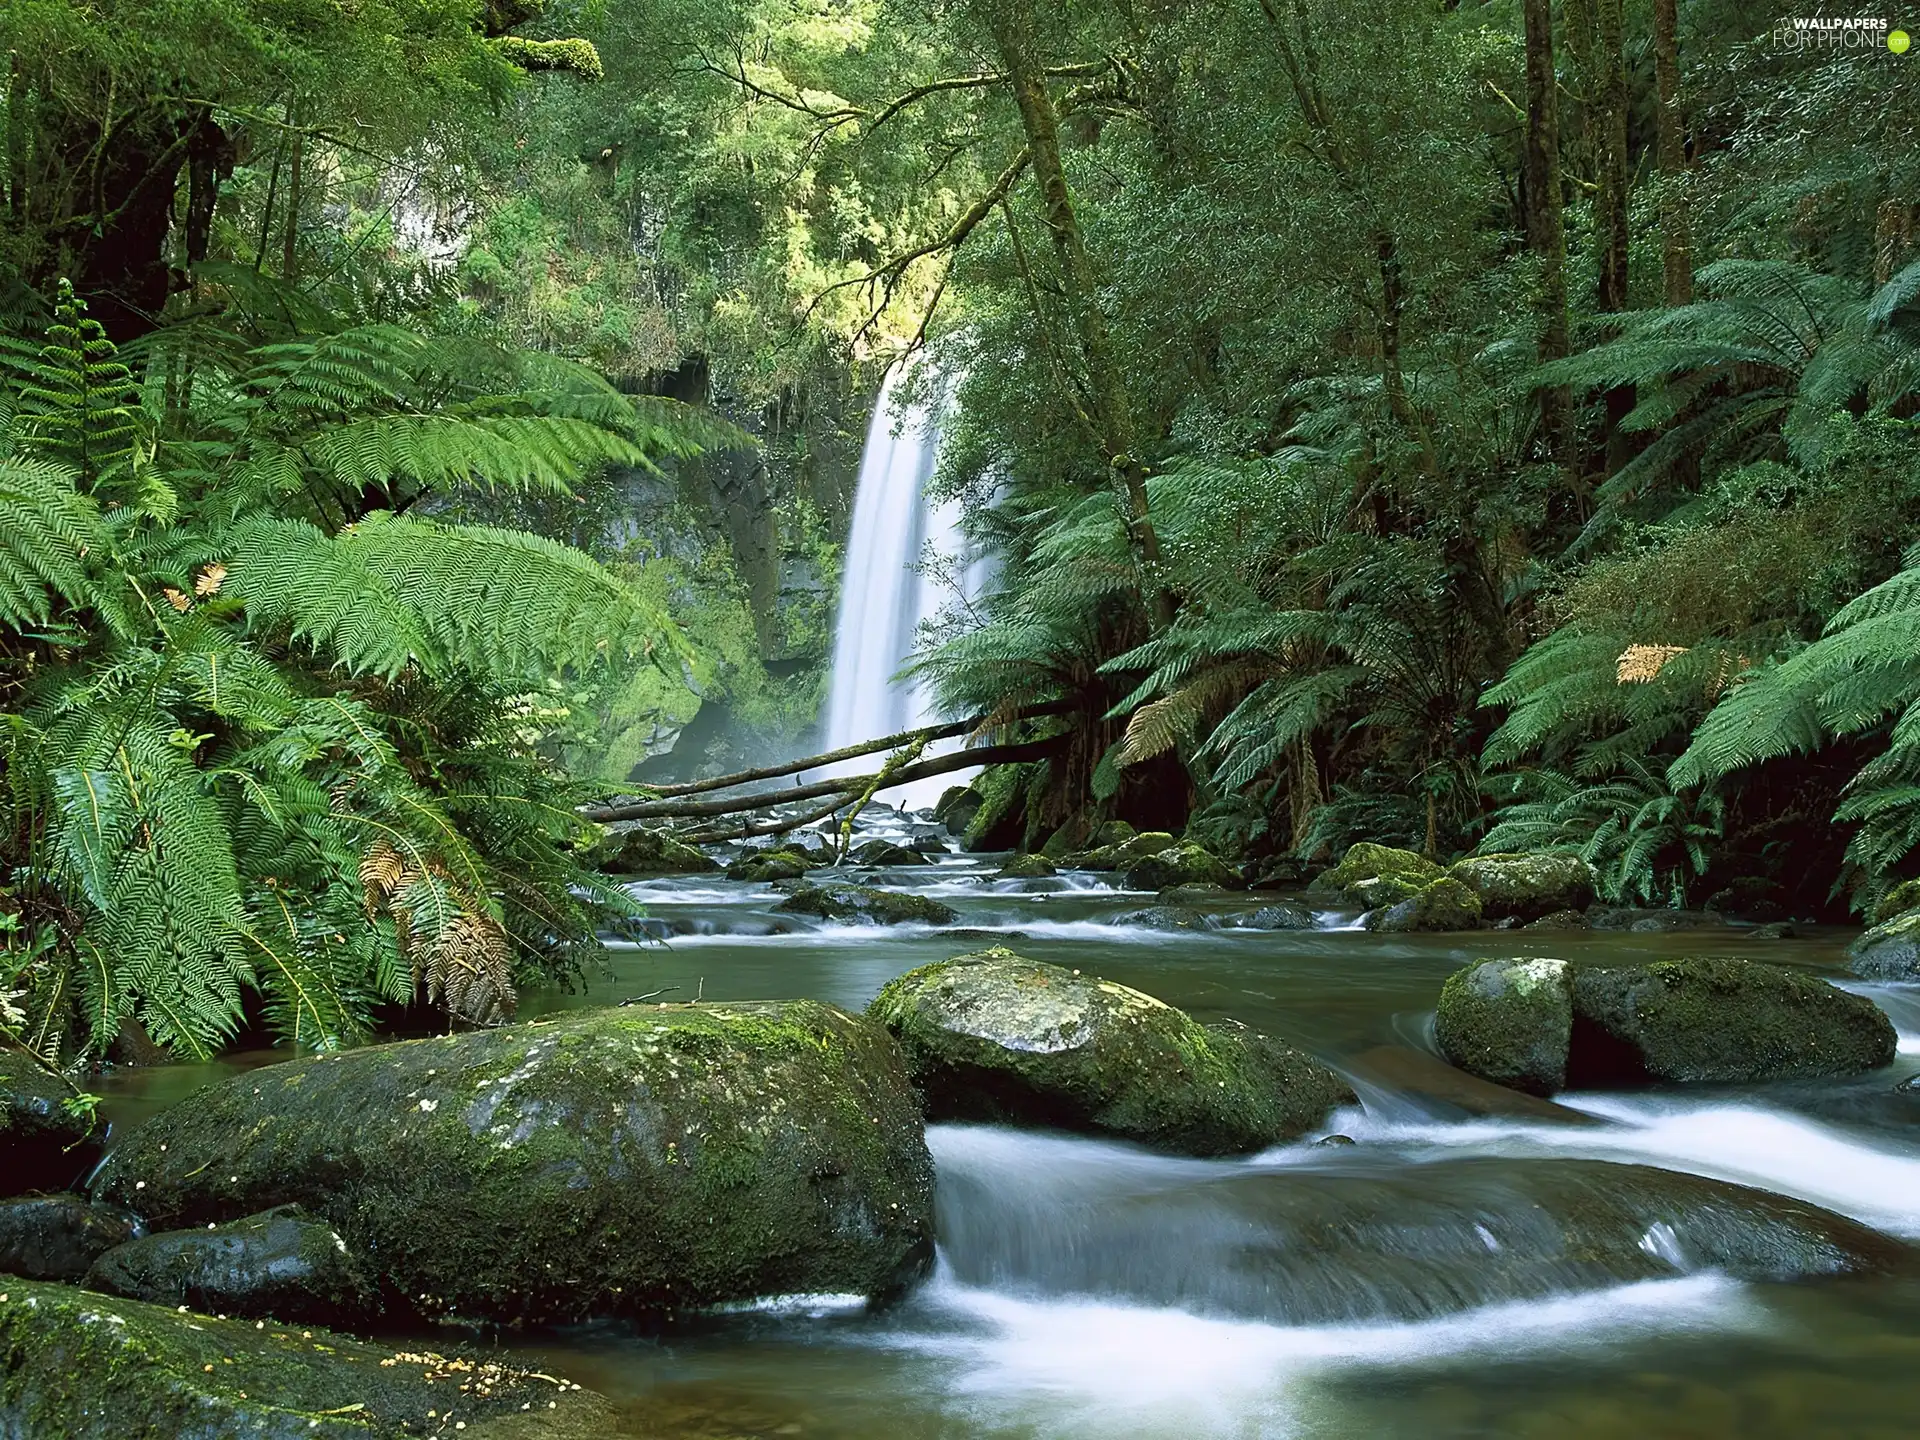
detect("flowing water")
[98,830,1920,1438]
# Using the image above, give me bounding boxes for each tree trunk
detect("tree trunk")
[1521,0,1570,461]
[49,106,193,340]
[989,0,1173,627]
[1652,0,1693,304]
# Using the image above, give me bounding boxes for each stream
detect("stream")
[94,815,1920,1438]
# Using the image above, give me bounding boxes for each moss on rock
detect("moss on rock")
[1568,957,1895,1086]
[1447,853,1596,923]
[91,1002,934,1327]
[1308,843,1444,908]
[1064,831,1177,872]
[1123,842,1238,892]
[0,1278,611,1437]
[1,1051,98,1196]
[995,854,1057,880]
[1434,958,1574,1097]
[1849,907,1920,980]
[774,883,958,926]
[868,950,1353,1156]
[1370,877,1484,933]
[596,827,719,877]
[0,1195,137,1281]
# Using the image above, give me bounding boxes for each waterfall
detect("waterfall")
[818,362,981,810]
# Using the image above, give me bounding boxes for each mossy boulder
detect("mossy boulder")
[1089,820,1137,848]
[0,1195,137,1282]
[995,854,1056,880]
[1122,842,1238,892]
[868,950,1354,1156]
[849,840,930,867]
[1112,906,1216,932]
[774,883,958,927]
[91,1002,935,1326]
[932,784,983,837]
[0,1052,98,1196]
[1369,877,1484,933]
[1872,880,1920,925]
[596,826,719,877]
[1447,853,1596,923]
[1308,843,1445,908]
[1434,958,1575,1097]
[87,1207,378,1326]
[1065,831,1177,872]
[1568,958,1896,1086]
[0,1278,611,1438]
[1849,907,1920,980]
[1158,882,1233,905]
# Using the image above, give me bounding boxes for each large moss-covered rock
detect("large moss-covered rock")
[1434,958,1574,1097]
[87,1207,378,1326]
[726,845,822,883]
[995,853,1056,880]
[849,840,930,867]
[1447,853,1596,923]
[1240,901,1317,931]
[1308,843,1445,908]
[1122,842,1238,892]
[0,1278,611,1438]
[0,1052,98,1197]
[774,883,958,926]
[1111,906,1217,932]
[92,1003,934,1326]
[1064,831,1177,872]
[0,1195,137,1281]
[1872,880,1920,925]
[1369,877,1484,933]
[1849,907,1920,980]
[596,826,719,876]
[869,950,1354,1156]
[1568,958,1896,1086]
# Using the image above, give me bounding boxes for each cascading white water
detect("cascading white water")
[818,362,983,809]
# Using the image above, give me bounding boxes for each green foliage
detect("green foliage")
[0,291,720,1058]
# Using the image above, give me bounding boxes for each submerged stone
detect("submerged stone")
[1568,957,1895,1086]
[91,1002,934,1327]
[0,1195,138,1282]
[596,826,719,876]
[0,1052,98,1197]
[1448,853,1596,923]
[0,1278,612,1437]
[1308,843,1445,908]
[869,949,1354,1156]
[87,1206,378,1326]
[1434,958,1574,1096]
[774,883,959,926]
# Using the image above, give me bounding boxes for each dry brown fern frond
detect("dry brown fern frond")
[420,913,516,1027]
[358,840,407,910]
[1616,643,1688,684]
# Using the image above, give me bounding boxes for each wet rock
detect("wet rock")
[869,949,1354,1156]
[1065,831,1177,872]
[1122,841,1238,892]
[1308,843,1445,908]
[91,1002,934,1326]
[934,1150,1909,1328]
[1435,958,1574,1096]
[848,839,930,867]
[1524,908,1590,931]
[1250,857,1312,889]
[1089,820,1136,848]
[0,1277,613,1437]
[1369,877,1484,933]
[86,1206,377,1326]
[726,844,822,883]
[596,826,719,876]
[935,928,1031,943]
[907,825,950,854]
[1311,1134,1357,1148]
[1112,906,1217,932]
[1589,906,1726,931]
[0,1195,138,1281]
[1239,901,1317,931]
[1158,882,1234,905]
[1872,879,1920,924]
[1448,853,1596,923]
[933,784,983,837]
[1849,907,1920,980]
[774,883,959,926]
[0,1052,98,1197]
[1747,921,1799,940]
[995,854,1057,880]
[1039,821,1089,860]
[1567,957,1895,1086]
[1705,877,1788,924]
